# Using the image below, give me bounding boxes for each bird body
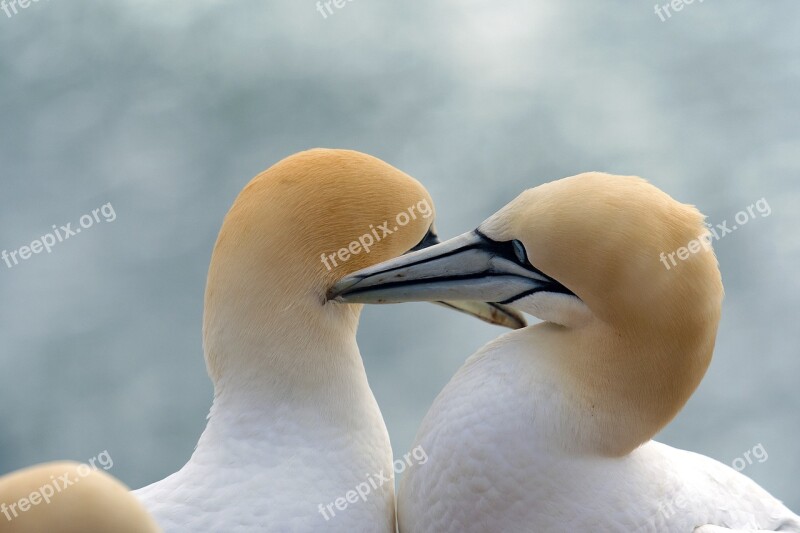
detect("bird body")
[133,149,424,532]
[132,148,518,531]
[397,325,798,532]
[332,172,800,533]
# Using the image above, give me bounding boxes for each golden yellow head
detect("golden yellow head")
[203,149,435,381]
[208,149,436,305]
[0,462,160,533]
[482,172,723,329]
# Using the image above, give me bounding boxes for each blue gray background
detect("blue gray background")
[1,0,798,510]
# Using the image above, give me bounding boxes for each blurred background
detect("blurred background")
[1,0,798,510]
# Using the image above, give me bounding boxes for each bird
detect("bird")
[330,172,800,533]
[0,462,160,533]
[131,148,523,532]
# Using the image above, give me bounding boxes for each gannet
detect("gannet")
[331,172,800,533]
[0,462,160,532]
[132,149,523,532]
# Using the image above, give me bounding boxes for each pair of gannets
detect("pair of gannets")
[4,150,795,532]
[331,173,800,532]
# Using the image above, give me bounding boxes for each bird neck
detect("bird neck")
[197,286,382,459]
[136,299,392,517]
[506,310,718,457]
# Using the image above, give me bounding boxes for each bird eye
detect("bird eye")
[512,240,527,264]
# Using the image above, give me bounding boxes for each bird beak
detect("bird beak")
[429,299,526,330]
[328,230,572,316]
[330,228,527,330]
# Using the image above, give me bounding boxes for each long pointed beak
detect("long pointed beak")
[331,228,527,330]
[328,230,572,314]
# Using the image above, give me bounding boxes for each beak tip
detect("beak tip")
[513,318,528,329]
[497,309,528,330]
[483,302,527,330]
